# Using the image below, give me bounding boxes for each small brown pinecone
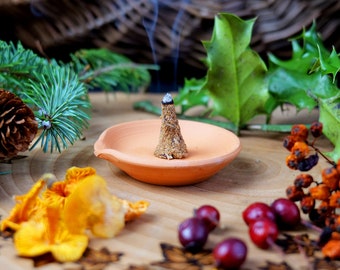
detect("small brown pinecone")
[0,89,38,158]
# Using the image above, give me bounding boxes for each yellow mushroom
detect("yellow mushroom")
[1,178,46,232]
[14,205,88,262]
[63,174,125,238]
[120,199,150,222]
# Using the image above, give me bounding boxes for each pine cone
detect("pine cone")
[0,89,38,158]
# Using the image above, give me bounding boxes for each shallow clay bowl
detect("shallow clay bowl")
[94,119,241,186]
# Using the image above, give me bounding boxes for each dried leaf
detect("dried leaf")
[127,265,154,270]
[32,252,56,267]
[151,261,201,270]
[258,261,293,270]
[79,247,123,265]
[312,258,338,270]
[150,243,213,270]
[276,233,318,257]
[296,233,319,257]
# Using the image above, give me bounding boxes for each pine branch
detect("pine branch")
[0,41,155,154]
[23,65,91,153]
[70,48,158,92]
[0,41,50,94]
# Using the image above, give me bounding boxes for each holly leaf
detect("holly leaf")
[267,22,339,111]
[174,78,209,114]
[318,46,340,83]
[267,23,340,161]
[201,13,270,133]
[318,94,340,161]
[267,68,337,111]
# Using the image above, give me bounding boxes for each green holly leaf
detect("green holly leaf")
[267,68,337,111]
[174,78,209,114]
[268,22,339,111]
[318,46,340,83]
[318,94,340,161]
[201,13,270,133]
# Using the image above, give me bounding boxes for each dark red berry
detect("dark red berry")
[297,154,319,171]
[294,173,314,188]
[271,198,301,229]
[286,185,305,201]
[213,238,247,269]
[308,208,326,227]
[310,122,323,138]
[194,205,220,232]
[248,218,279,249]
[300,195,315,214]
[283,135,297,151]
[178,217,209,252]
[242,202,276,225]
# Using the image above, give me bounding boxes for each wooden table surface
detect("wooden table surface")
[0,92,334,270]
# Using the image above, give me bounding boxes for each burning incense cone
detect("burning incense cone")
[154,93,188,160]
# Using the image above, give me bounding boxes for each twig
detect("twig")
[309,143,336,166]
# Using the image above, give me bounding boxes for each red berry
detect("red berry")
[300,195,315,214]
[290,124,308,141]
[194,205,220,232]
[310,122,323,138]
[242,202,276,225]
[286,154,299,170]
[283,135,298,151]
[286,185,305,201]
[271,198,301,229]
[248,218,279,249]
[291,141,309,160]
[297,153,319,171]
[213,238,247,269]
[178,217,209,252]
[294,173,314,188]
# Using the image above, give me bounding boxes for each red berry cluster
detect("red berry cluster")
[178,204,247,269]
[284,122,340,259]
[283,122,323,171]
[286,163,340,227]
[242,198,301,250]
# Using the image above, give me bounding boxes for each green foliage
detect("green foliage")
[267,22,339,111]
[174,78,209,114]
[318,96,340,161]
[318,47,340,82]
[71,48,157,92]
[0,41,154,153]
[174,13,340,160]
[23,65,91,153]
[0,41,49,95]
[202,13,270,132]
[175,13,270,133]
[268,22,340,160]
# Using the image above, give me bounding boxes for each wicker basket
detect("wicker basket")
[0,0,339,78]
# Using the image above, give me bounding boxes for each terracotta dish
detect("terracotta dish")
[94,119,241,186]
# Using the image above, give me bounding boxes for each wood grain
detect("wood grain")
[0,92,333,269]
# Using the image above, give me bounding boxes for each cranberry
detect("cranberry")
[242,202,276,225]
[248,218,279,249]
[194,205,220,231]
[213,237,247,269]
[178,217,209,252]
[271,198,301,229]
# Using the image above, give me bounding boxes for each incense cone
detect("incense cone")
[154,93,188,160]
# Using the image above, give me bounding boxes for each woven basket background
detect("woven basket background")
[0,0,339,84]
